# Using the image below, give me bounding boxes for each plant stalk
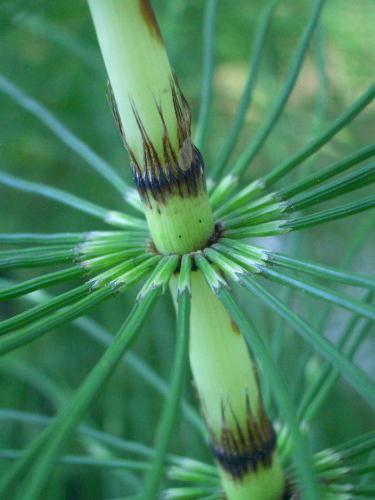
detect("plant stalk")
[88,0,214,254]
[188,270,285,499]
[89,1,286,497]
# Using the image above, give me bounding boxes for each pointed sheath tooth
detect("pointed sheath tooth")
[177,254,192,298]
[137,254,178,301]
[194,253,229,294]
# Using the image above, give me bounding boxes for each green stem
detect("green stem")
[142,289,190,498]
[0,290,159,499]
[89,0,214,254]
[194,0,217,152]
[212,0,278,178]
[233,0,326,177]
[190,265,285,499]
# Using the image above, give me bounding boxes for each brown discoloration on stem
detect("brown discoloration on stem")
[138,0,163,42]
[231,318,240,335]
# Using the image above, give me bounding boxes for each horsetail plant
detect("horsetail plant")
[0,0,374,499]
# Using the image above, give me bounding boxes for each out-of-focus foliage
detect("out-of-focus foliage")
[0,0,374,497]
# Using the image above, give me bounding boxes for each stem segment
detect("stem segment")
[88,0,214,254]
[189,270,285,499]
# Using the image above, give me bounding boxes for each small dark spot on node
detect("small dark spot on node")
[198,218,202,223]
[178,235,182,239]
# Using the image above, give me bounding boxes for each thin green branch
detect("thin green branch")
[0,73,128,194]
[0,245,75,270]
[0,232,91,245]
[213,179,266,218]
[0,290,159,499]
[221,200,287,229]
[194,0,218,151]
[137,255,179,302]
[327,431,375,461]
[0,449,147,471]
[0,266,84,301]
[212,0,278,178]
[142,288,191,499]
[263,83,375,186]
[281,143,375,198]
[0,230,148,246]
[0,287,113,355]
[209,174,239,211]
[0,284,89,335]
[0,170,143,229]
[239,275,375,409]
[269,252,375,289]
[285,195,375,230]
[299,291,374,422]
[262,268,375,320]
[0,279,204,437]
[224,220,290,238]
[0,409,153,459]
[0,256,156,342]
[232,0,326,177]
[287,163,375,211]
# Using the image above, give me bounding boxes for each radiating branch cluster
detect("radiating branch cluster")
[0,0,374,498]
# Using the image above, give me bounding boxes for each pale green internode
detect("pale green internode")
[189,267,285,499]
[88,0,176,164]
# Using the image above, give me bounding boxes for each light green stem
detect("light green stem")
[88,0,214,254]
[189,271,285,499]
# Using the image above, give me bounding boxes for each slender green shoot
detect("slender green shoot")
[0,170,143,229]
[0,449,147,472]
[142,286,191,498]
[212,0,278,178]
[232,0,326,177]
[269,252,375,289]
[285,195,375,231]
[0,287,113,355]
[0,289,160,500]
[239,275,375,409]
[281,143,375,198]
[0,266,84,301]
[0,73,128,195]
[194,0,217,151]
[263,83,375,186]
[287,163,375,211]
[299,292,374,422]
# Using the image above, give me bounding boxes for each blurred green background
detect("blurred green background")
[0,0,374,497]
